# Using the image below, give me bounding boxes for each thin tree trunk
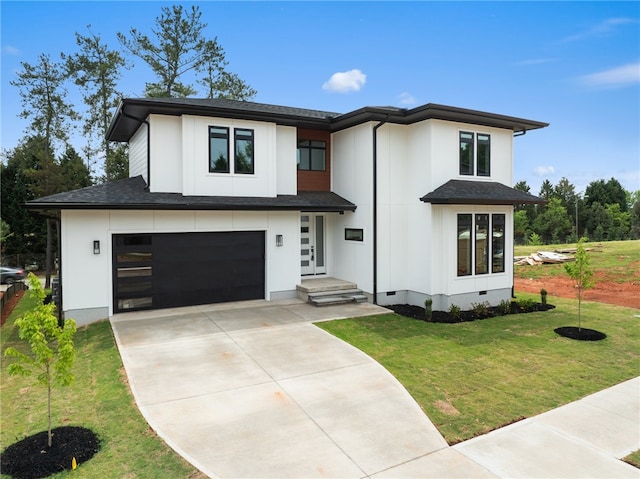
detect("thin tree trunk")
[47,364,52,448]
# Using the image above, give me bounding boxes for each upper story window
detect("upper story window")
[235,128,254,174]
[297,140,326,171]
[209,126,254,174]
[459,131,491,177]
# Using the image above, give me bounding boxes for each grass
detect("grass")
[625,450,640,468]
[1,291,200,478]
[514,239,640,282]
[317,293,640,445]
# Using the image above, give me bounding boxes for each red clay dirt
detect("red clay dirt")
[514,272,640,309]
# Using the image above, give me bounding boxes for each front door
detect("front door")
[300,214,326,275]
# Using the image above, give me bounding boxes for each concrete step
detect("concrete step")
[308,290,368,307]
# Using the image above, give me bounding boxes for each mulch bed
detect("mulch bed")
[1,290,25,327]
[387,301,555,323]
[554,326,607,341]
[1,426,100,479]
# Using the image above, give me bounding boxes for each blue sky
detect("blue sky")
[1,1,639,194]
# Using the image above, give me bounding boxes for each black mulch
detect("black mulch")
[554,326,607,341]
[386,302,555,323]
[1,426,100,479]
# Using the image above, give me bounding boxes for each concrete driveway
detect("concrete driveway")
[110,299,492,478]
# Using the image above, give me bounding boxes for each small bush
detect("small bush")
[471,301,491,318]
[448,304,462,320]
[540,288,548,305]
[424,298,433,321]
[517,298,537,312]
[497,299,512,316]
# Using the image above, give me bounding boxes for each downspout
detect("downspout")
[121,111,151,190]
[372,116,389,305]
[56,217,63,326]
[512,129,526,298]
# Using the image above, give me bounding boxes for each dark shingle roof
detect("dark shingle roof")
[107,98,549,142]
[24,176,356,212]
[420,180,545,205]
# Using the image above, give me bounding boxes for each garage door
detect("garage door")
[113,231,265,313]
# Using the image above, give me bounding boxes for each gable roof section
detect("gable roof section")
[420,180,545,205]
[107,98,549,142]
[24,176,357,213]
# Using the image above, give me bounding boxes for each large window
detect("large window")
[235,128,254,174]
[457,213,506,277]
[459,131,491,177]
[297,140,326,171]
[209,126,229,173]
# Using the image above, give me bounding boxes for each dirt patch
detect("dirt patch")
[434,400,460,416]
[1,290,25,327]
[514,274,640,309]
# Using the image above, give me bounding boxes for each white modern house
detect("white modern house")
[26,98,547,325]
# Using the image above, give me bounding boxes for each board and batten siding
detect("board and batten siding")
[128,124,148,181]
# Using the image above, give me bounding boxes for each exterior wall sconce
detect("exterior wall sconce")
[275,234,283,247]
[93,240,100,255]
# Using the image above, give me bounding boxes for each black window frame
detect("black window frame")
[459,132,474,176]
[297,139,327,171]
[344,228,364,242]
[234,128,255,175]
[477,133,491,177]
[456,213,506,277]
[209,126,230,173]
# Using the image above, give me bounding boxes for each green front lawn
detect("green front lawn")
[1,291,200,478]
[317,294,640,444]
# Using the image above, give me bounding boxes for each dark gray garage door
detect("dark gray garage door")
[113,231,265,313]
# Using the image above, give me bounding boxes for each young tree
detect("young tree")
[563,238,594,332]
[4,274,77,448]
[63,27,129,182]
[118,4,256,100]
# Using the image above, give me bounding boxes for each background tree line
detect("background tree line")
[514,177,640,245]
[1,4,256,266]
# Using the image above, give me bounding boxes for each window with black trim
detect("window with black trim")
[459,131,491,177]
[457,213,505,277]
[209,126,229,173]
[235,128,254,174]
[345,228,364,242]
[297,140,326,171]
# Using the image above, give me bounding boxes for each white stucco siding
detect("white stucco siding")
[149,115,182,193]
[275,126,297,195]
[330,123,374,293]
[61,209,300,323]
[181,115,278,197]
[427,120,514,188]
[128,125,148,181]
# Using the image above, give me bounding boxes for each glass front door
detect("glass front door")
[300,214,326,275]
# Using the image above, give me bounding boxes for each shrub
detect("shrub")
[517,298,537,312]
[424,298,433,321]
[540,288,548,305]
[448,304,462,320]
[498,299,512,316]
[471,301,491,318]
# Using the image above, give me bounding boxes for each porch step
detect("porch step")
[307,289,368,307]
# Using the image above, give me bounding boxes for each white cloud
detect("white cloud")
[563,17,637,42]
[580,63,640,88]
[398,92,415,105]
[322,69,366,93]
[534,166,556,177]
[3,45,20,55]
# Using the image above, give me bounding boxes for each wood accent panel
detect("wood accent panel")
[297,129,331,192]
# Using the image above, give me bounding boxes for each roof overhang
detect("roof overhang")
[420,179,546,205]
[107,98,549,143]
[24,176,357,213]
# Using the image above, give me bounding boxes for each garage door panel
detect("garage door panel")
[113,231,265,313]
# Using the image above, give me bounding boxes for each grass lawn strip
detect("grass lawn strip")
[1,290,201,478]
[317,293,640,445]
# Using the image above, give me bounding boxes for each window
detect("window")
[459,132,474,175]
[235,128,254,174]
[457,214,472,276]
[492,214,505,273]
[459,131,490,177]
[457,213,506,277]
[477,134,491,176]
[209,126,229,173]
[345,228,364,242]
[297,140,326,171]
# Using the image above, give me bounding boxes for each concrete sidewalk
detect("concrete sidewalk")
[111,299,639,478]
